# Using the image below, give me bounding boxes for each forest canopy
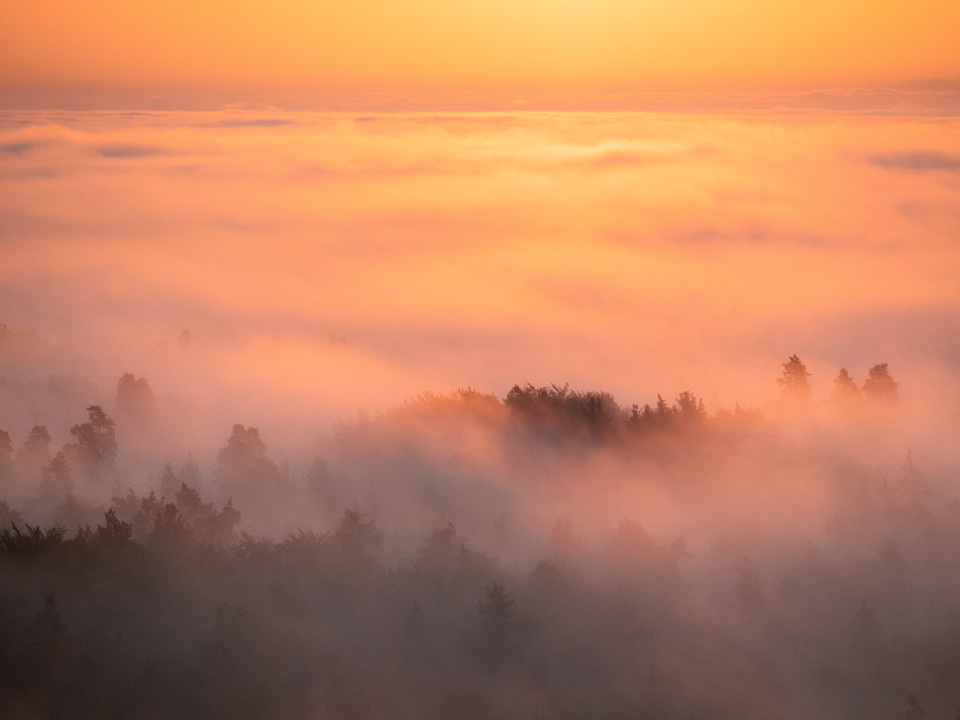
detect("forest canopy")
[1,356,956,720]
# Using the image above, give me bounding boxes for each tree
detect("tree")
[777,355,811,404]
[40,451,72,498]
[94,508,134,546]
[217,424,268,480]
[831,368,859,406]
[174,481,241,546]
[676,391,706,424]
[478,582,514,630]
[115,373,157,424]
[333,508,382,562]
[16,425,51,475]
[215,423,283,508]
[897,450,928,496]
[0,429,13,488]
[149,503,193,550]
[475,581,520,668]
[863,363,899,404]
[68,405,117,483]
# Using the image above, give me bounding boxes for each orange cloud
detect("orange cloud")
[0,109,958,433]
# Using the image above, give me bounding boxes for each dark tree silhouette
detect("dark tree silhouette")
[897,450,928,496]
[68,405,117,483]
[174,481,241,546]
[217,424,269,478]
[215,424,282,508]
[831,368,859,406]
[149,503,193,550]
[39,450,72,498]
[0,429,13,488]
[777,354,811,404]
[505,383,621,444]
[115,372,157,425]
[676,390,706,424]
[862,363,899,404]
[0,499,23,527]
[94,507,134,546]
[16,425,51,474]
[478,581,514,629]
[0,523,66,560]
[333,508,382,562]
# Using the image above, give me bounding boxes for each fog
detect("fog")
[2,108,960,718]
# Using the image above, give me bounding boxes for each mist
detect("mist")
[2,107,960,718]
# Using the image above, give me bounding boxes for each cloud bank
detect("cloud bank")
[0,109,958,442]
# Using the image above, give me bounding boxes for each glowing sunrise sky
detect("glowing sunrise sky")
[1,0,959,448]
[2,0,959,93]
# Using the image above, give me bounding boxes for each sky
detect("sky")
[1,109,959,451]
[2,0,959,97]
[2,10,960,716]
[1,2,959,449]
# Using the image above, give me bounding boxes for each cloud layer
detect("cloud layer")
[0,109,959,448]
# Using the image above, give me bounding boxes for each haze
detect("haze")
[2,2,960,718]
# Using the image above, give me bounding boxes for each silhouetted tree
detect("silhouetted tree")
[15,425,51,479]
[626,394,678,433]
[306,456,341,509]
[505,383,620,444]
[777,354,811,404]
[115,372,157,425]
[149,503,193,551]
[0,523,66,560]
[333,508,382,563]
[0,499,23,527]
[863,363,899,404]
[215,424,283,517]
[676,390,706,424]
[110,488,165,541]
[896,450,928,496]
[174,481,241,546]
[478,581,514,630]
[94,507,134,546]
[39,450,72,498]
[159,462,178,499]
[219,424,266,471]
[415,521,460,577]
[831,368,859,406]
[0,429,13,488]
[474,581,521,669]
[217,424,279,484]
[68,405,117,483]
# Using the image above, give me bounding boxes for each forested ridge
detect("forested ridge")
[1,357,959,719]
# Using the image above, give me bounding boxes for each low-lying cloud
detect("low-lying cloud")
[868,150,960,173]
[1,108,959,432]
[1,106,960,719]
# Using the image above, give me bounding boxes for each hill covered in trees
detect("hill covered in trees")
[1,357,959,719]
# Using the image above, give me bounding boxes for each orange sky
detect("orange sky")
[2,0,959,92]
[1,109,959,426]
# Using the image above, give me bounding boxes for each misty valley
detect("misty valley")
[2,355,959,719]
[3,0,959,714]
